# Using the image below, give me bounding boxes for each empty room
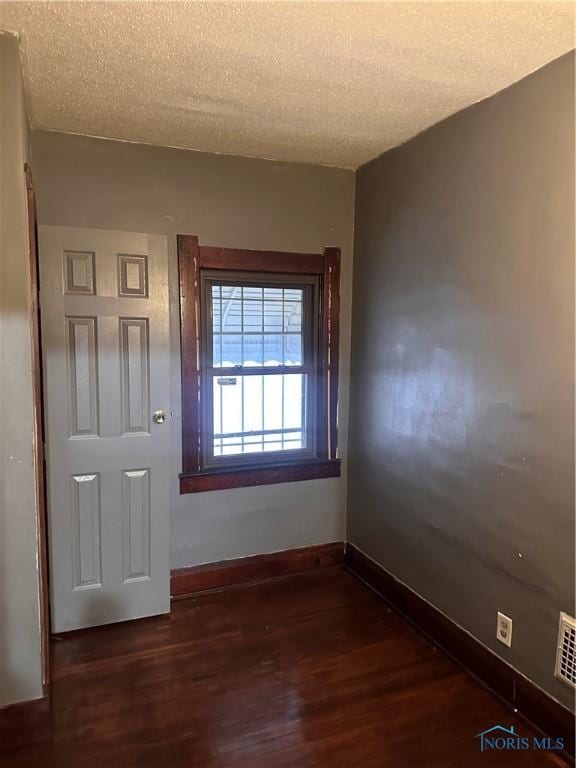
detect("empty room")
[0,1,574,765]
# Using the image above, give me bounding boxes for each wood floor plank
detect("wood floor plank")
[1,568,568,767]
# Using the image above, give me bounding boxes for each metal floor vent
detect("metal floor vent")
[555,612,576,689]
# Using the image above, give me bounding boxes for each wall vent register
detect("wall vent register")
[555,612,576,689]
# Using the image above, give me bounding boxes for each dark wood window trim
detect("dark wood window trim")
[178,235,341,494]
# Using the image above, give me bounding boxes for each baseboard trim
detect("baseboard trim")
[0,695,51,754]
[345,543,575,762]
[171,541,345,598]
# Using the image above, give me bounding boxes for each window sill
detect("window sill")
[179,458,341,494]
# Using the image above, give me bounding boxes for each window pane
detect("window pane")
[212,296,221,333]
[219,334,247,367]
[242,289,263,332]
[212,373,306,457]
[263,374,282,430]
[211,284,304,367]
[283,334,302,366]
[263,334,284,366]
[283,299,302,333]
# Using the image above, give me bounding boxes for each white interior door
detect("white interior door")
[39,226,170,632]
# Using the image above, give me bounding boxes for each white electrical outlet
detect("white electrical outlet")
[497,612,513,647]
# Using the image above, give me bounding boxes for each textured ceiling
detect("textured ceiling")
[1,1,574,169]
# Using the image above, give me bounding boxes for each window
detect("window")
[178,236,341,493]
[206,275,317,463]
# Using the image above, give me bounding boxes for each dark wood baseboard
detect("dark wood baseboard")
[0,696,51,754]
[171,542,345,598]
[345,543,575,762]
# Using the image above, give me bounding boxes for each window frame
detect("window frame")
[178,235,341,493]
[201,271,320,469]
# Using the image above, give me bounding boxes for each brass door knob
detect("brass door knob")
[153,410,167,424]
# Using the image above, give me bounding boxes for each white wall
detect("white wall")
[0,33,43,705]
[31,130,355,569]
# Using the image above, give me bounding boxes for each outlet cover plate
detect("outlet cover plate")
[497,612,513,647]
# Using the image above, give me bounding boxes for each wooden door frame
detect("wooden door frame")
[25,163,50,691]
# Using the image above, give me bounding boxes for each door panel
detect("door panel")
[66,316,99,436]
[39,226,170,632]
[70,472,101,589]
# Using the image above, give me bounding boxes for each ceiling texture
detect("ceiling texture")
[1,1,574,169]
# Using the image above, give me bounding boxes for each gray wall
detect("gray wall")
[31,131,355,569]
[349,52,575,709]
[0,33,43,705]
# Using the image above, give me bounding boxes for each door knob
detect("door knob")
[153,410,167,424]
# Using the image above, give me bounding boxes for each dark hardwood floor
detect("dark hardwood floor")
[1,568,568,767]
